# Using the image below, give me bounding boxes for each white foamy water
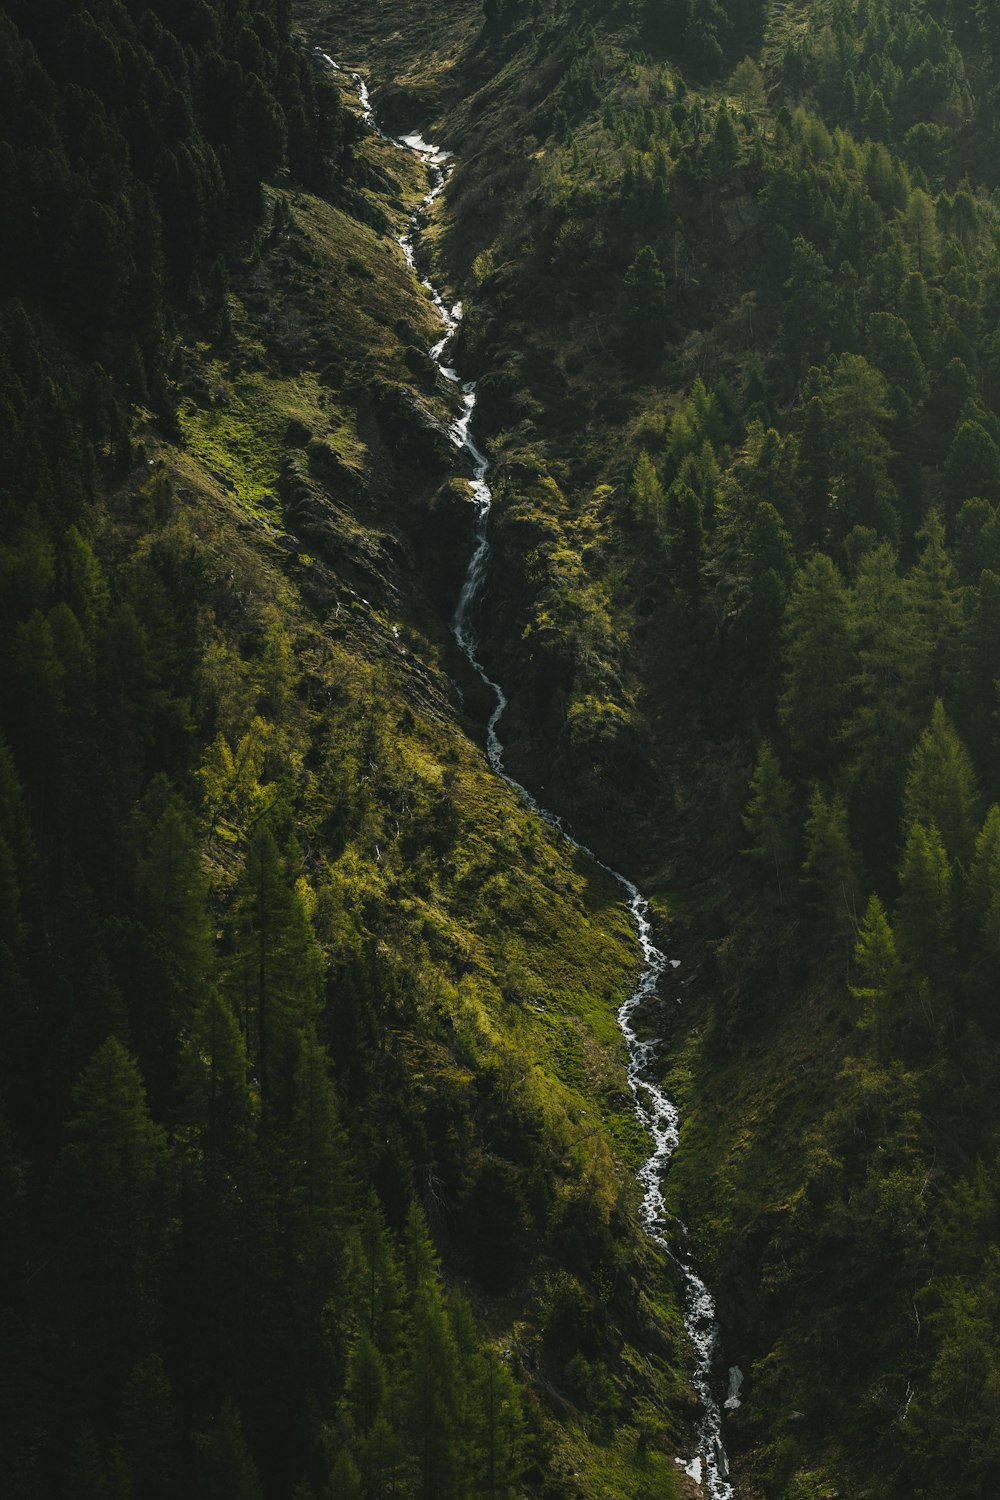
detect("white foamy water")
[319,51,738,1496]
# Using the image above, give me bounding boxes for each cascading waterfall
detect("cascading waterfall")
[319,51,739,1496]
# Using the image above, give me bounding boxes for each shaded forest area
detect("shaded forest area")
[0,3,712,1498]
[0,5,540,1498]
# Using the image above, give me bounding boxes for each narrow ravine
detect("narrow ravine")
[319,52,739,1497]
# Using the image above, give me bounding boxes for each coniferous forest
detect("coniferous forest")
[4,0,1000,1497]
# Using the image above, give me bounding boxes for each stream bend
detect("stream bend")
[318,52,737,1498]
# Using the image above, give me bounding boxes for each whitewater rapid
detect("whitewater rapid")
[319,51,738,1497]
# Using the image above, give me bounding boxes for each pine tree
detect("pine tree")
[623,246,668,364]
[730,56,766,112]
[105,1449,134,1500]
[712,105,739,171]
[909,511,963,705]
[798,397,832,544]
[64,1423,108,1500]
[407,1282,465,1500]
[967,806,1000,967]
[361,1413,406,1500]
[48,1038,171,1365]
[852,893,900,1061]
[354,1194,405,1357]
[954,498,998,584]
[900,187,940,275]
[823,353,896,537]
[946,420,1000,513]
[846,542,922,846]
[177,990,254,1154]
[226,825,323,1109]
[134,795,214,1078]
[866,311,928,410]
[901,271,934,361]
[197,1399,263,1500]
[779,553,856,772]
[402,1200,439,1294]
[117,1354,175,1500]
[664,479,705,597]
[289,1029,348,1291]
[782,236,832,372]
[961,569,1000,781]
[630,450,664,527]
[345,1330,387,1442]
[742,741,797,902]
[469,1348,526,1499]
[323,1450,362,1500]
[895,821,952,978]
[801,788,862,941]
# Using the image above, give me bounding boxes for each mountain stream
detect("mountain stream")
[319,52,739,1497]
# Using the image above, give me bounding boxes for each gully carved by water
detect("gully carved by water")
[318,51,739,1496]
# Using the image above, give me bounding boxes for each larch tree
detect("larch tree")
[117,1353,175,1500]
[778,553,856,772]
[902,700,980,866]
[900,187,940,276]
[177,990,254,1156]
[196,1399,263,1500]
[225,824,324,1110]
[852,893,901,1062]
[345,1330,388,1443]
[630,450,664,527]
[946,421,1000,513]
[407,1281,465,1500]
[742,740,797,902]
[664,479,705,599]
[909,511,964,707]
[623,245,668,364]
[47,1038,172,1388]
[895,821,953,979]
[801,787,862,943]
[469,1348,526,1500]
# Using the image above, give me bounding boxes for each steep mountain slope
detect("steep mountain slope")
[8,0,1000,1495]
[311,1,1000,1496]
[0,3,708,1498]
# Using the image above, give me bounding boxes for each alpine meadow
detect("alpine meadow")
[2,1,1000,1498]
